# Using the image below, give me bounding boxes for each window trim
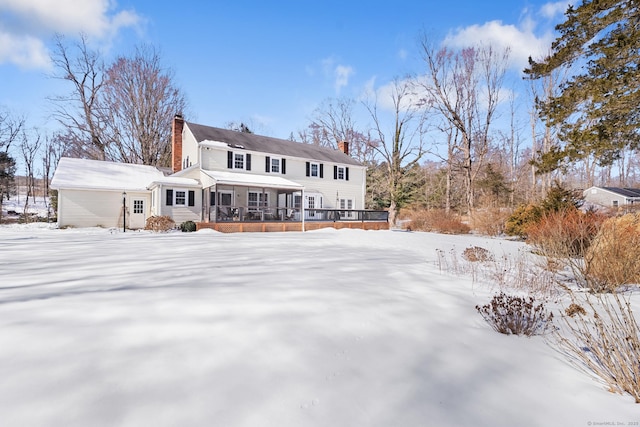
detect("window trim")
[133,199,144,214]
[248,191,269,210]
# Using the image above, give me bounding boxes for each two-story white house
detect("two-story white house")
[52,115,387,232]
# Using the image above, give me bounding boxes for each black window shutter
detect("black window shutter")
[334,165,338,180]
[281,158,286,174]
[320,163,324,178]
[210,191,216,206]
[166,189,173,206]
[227,151,233,169]
[246,154,252,171]
[188,190,195,206]
[306,161,310,177]
[265,156,271,173]
[346,167,349,181]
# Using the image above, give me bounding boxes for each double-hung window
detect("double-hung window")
[306,162,323,178]
[234,153,245,169]
[227,151,252,171]
[271,158,280,173]
[166,189,195,207]
[175,190,186,205]
[334,165,349,180]
[265,156,286,174]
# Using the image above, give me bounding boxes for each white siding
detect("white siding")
[181,127,200,169]
[200,148,366,209]
[58,189,149,229]
[158,186,202,225]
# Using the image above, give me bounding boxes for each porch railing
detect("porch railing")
[210,206,388,223]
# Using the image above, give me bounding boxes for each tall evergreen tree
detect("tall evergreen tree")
[525,0,640,172]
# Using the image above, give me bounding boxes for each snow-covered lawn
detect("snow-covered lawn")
[0,225,637,426]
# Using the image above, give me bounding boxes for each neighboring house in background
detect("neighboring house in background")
[583,186,640,209]
[51,115,387,231]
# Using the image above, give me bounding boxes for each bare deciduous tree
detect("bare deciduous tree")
[19,128,42,220]
[305,98,379,164]
[101,45,187,166]
[0,107,25,152]
[365,78,425,226]
[418,38,509,215]
[49,34,107,160]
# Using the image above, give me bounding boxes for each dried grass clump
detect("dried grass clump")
[555,293,640,402]
[476,292,554,336]
[585,214,640,291]
[403,209,470,234]
[462,246,494,262]
[145,215,175,232]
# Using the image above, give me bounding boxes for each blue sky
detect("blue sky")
[0,0,570,141]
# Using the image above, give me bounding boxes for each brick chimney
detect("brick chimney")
[172,114,184,173]
[338,140,349,156]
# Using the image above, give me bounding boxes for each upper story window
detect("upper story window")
[334,165,349,180]
[271,158,280,173]
[227,151,252,171]
[306,161,323,178]
[234,153,244,169]
[265,156,286,174]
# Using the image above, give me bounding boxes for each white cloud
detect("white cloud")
[334,65,354,94]
[320,56,355,94]
[540,1,571,19]
[0,0,142,68]
[444,20,553,70]
[441,2,574,70]
[0,31,51,69]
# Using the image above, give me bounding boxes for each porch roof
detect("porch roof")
[202,170,304,190]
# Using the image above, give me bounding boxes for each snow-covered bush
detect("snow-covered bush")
[476,293,554,336]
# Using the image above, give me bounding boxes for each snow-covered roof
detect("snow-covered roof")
[51,157,167,191]
[148,176,200,187]
[202,169,304,190]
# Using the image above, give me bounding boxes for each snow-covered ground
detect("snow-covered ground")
[0,225,637,427]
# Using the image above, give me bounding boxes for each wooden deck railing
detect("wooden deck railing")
[210,206,388,223]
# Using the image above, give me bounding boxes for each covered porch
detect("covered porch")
[197,170,388,233]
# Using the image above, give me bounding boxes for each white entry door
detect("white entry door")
[129,199,146,229]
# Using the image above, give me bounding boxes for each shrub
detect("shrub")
[505,182,584,238]
[402,209,470,234]
[180,220,197,232]
[471,207,510,236]
[145,215,175,232]
[585,214,640,291]
[462,246,494,262]
[476,292,554,336]
[526,208,606,259]
[505,203,541,238]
